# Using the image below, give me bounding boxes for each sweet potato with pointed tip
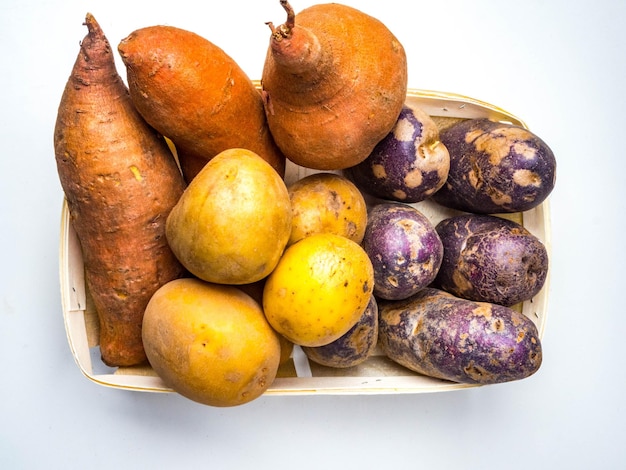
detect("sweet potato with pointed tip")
[54,14,186,366]
[261,0,408,170]
[118,25,285,183]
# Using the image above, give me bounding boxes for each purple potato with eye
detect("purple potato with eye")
[344,101,450,203]
[362,202,443,300]
[434,214,548,307]
[432,118,556,213]
[378,288,542,384]
[302,295,378,368]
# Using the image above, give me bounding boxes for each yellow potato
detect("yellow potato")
[165,148,292,285]
[287,172,367,246]
[142,278,281,407]
[262,233,374,347]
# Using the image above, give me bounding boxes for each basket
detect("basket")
[59,88,551,395]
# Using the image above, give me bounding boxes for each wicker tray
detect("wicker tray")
[59,88,551,395]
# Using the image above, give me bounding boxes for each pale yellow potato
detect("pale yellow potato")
[142,278,281,407]
[166,148,292,285]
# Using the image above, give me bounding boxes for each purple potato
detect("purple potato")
[434,214,548,307]
[344,102,449,203]
[432,118,556,213]
[302,294,378,368]
[378,288,542,385]
[362,202,443,300]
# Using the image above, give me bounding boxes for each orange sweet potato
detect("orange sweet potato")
[261,0,408,170]
[117,25,286,183]
[54,14,187,367]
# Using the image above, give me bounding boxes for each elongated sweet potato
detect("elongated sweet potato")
[118,25,285,183]
[54,14,187,366]
[378,288,542,385]
[261,0,407,170]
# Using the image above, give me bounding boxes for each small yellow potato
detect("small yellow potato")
[263,233,374,347]
[287,172,368,246]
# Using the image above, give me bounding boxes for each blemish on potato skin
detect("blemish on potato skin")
[302,295,378,368]
[392,189,407,200]
[378,288,542,384]
[434,118,556,214]
[403,168,423,189]
[129,165,143,181]
[463,362,495,382]
[434,214,548,306]
[224,371,242,383]
[513,169,541,187]
[346,104,449,203]
[393,116,416,142]
[372,164,387,179]
[472,303,493,319]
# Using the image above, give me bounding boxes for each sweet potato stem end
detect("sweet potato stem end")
[267,0,295,41]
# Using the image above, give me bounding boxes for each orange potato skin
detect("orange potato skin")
[118,25,286,183]
[262,1,408,170]
[54,14,187,367]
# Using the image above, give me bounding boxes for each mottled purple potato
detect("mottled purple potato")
[302,295,378,368]
[362,203,443,300]
[378,288,542,384]
[434,214,548,307]
[432,118,556,213]
[344,102,450,203]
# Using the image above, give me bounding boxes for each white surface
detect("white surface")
[1,0,624,468]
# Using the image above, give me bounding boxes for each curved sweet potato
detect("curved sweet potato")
[54,14,186,366]
[118,25,285,183]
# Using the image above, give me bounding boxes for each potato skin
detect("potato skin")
[142,278,281,407]
[345,102,450,203]
[118,25,285,183]
[432,118,556,213]
[378,288,542,384]
[434,214,548,306]
[302,294,378,368]
[54,15,186,367]
[361,203,443,300]
[287,172,367,246]
[261,2,407,170]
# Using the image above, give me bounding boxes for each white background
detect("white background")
[1,0,625,468]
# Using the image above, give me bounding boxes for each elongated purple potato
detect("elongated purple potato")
[434,214,548,306]
[302,295,378,368]
[432,118,556,213]
[362,203,443,300]
[378,288,542,384]
[345,102,449,203]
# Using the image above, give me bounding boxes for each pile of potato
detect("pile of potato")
[54,2,555,407]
